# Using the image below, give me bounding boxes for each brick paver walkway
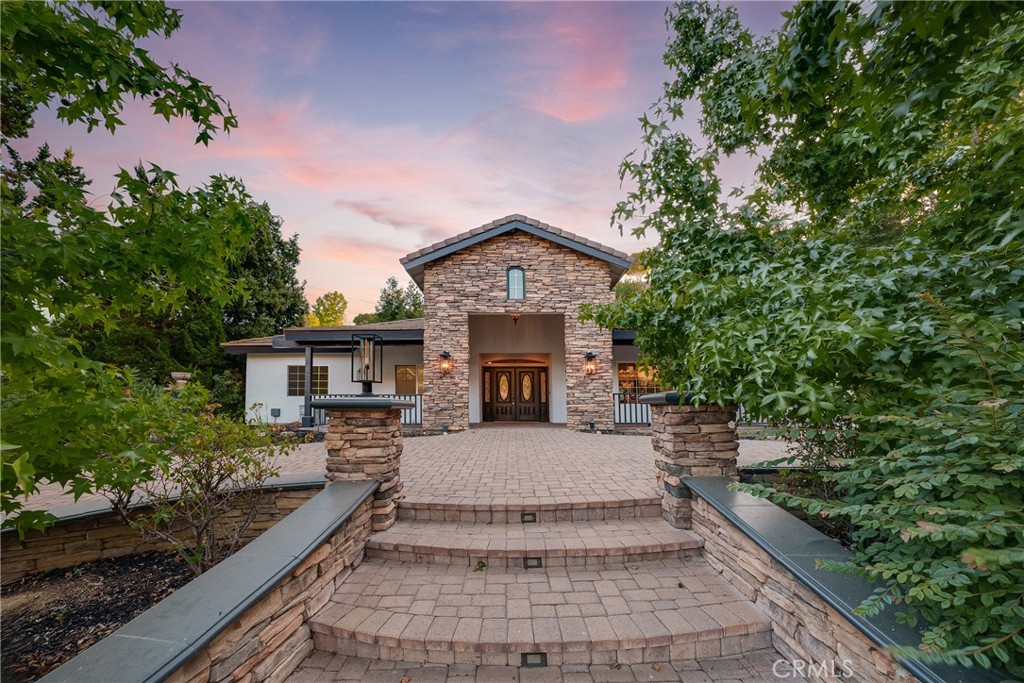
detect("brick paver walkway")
[17,429,790,515]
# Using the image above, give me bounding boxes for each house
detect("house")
[222,215,659,431]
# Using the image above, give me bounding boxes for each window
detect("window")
[507,266,525,300]
[287,365,328,396]
[617,363,661,402]
[395,365,424,395]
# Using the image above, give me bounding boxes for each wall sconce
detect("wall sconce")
[352,333,383,394]
[510,313,521,325]
[438,350,452,374]
[583,351,598,375]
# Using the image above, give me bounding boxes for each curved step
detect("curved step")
[397,494,661,524]
[366,518,704,567]
[309,557,771,665]
[286,648,781,678]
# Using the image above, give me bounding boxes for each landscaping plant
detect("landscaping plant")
[105,385,295,575]
[1,0,302,534]
[590,1,1023,674]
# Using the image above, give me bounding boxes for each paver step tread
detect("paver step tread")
[398,494,662,524]
[286,648,782,681]
[310,557,770,664]
[367,518,704,565]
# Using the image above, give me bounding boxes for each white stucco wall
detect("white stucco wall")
[244,345,424,423]
[467,314,568,424]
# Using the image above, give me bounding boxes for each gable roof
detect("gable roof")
[400,214,633,289]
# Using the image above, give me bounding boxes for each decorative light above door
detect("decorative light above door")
[510,313,521,325]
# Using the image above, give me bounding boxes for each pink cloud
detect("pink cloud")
[313,235,410,269]
[522,11,631,123]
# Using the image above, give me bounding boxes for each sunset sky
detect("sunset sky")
[22,1,790,318]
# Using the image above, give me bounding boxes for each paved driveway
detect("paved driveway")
[18,428,790,514]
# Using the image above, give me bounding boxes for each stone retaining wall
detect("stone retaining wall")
[690,495,916,683]
[167,496,373,683]
[2,488,319,584]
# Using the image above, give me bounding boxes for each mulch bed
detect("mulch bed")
[1,552,194,683]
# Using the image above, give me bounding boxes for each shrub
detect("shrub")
[105,385,296,575]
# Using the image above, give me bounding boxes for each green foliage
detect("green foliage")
[0,1,264,534]
[372,276,424,322]
[104,385,293,575]
[592,1,1024,672]
[352,312,379,325]
[221,210,306,342]
[306,290,349,327]
[1,0,235,143]
[614,252,648,301]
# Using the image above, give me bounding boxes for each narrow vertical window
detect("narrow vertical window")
[507,267,525,300]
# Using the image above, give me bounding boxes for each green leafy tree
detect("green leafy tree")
[614,253,648,301]
[64,204,306,416]
[221,210,306,341]
[305,290,348,327]
[591,1,1023,673]
[373,276,424,322]
[352,312,379,325]
[1,1,263,534]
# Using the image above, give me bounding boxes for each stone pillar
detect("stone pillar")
[641,392,739,528]
[317,400,412,532]
[422,309,470,432]
[563,312,614,431]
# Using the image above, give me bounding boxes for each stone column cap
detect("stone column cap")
[311,397,417,410]
[638,391,694,406]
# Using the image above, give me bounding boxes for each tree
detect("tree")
[373,276,424,322]
[352,312,379,325]
[221,210,306,341]
[305,291,348,327]
[591,1,1023,673]
[613,253,648,301]
[62,204,306,416]
[1,1,262,535]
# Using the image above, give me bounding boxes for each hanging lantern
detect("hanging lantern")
[351,333,383,394]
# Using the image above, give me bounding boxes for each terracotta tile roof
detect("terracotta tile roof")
[400,214,631,265]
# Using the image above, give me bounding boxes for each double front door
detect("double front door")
[484,367,548,422]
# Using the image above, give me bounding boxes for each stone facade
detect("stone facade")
[323,408,404,531]
[421,230,615,431]
[649,402,739,528]
[691,497,917,683]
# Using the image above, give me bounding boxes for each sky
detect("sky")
[22,1,791,317]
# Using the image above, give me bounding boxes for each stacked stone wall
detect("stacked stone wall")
[166,496,374,683]
[691,496,917,683]
[649,403,738,528]
[323,408,403,531]
[1,489,318,584]
[422,230,615,431]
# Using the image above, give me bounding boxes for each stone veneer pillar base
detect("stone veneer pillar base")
[320,406,405,532]
[641,392,739,529]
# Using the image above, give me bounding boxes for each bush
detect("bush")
[105,385,296,575]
